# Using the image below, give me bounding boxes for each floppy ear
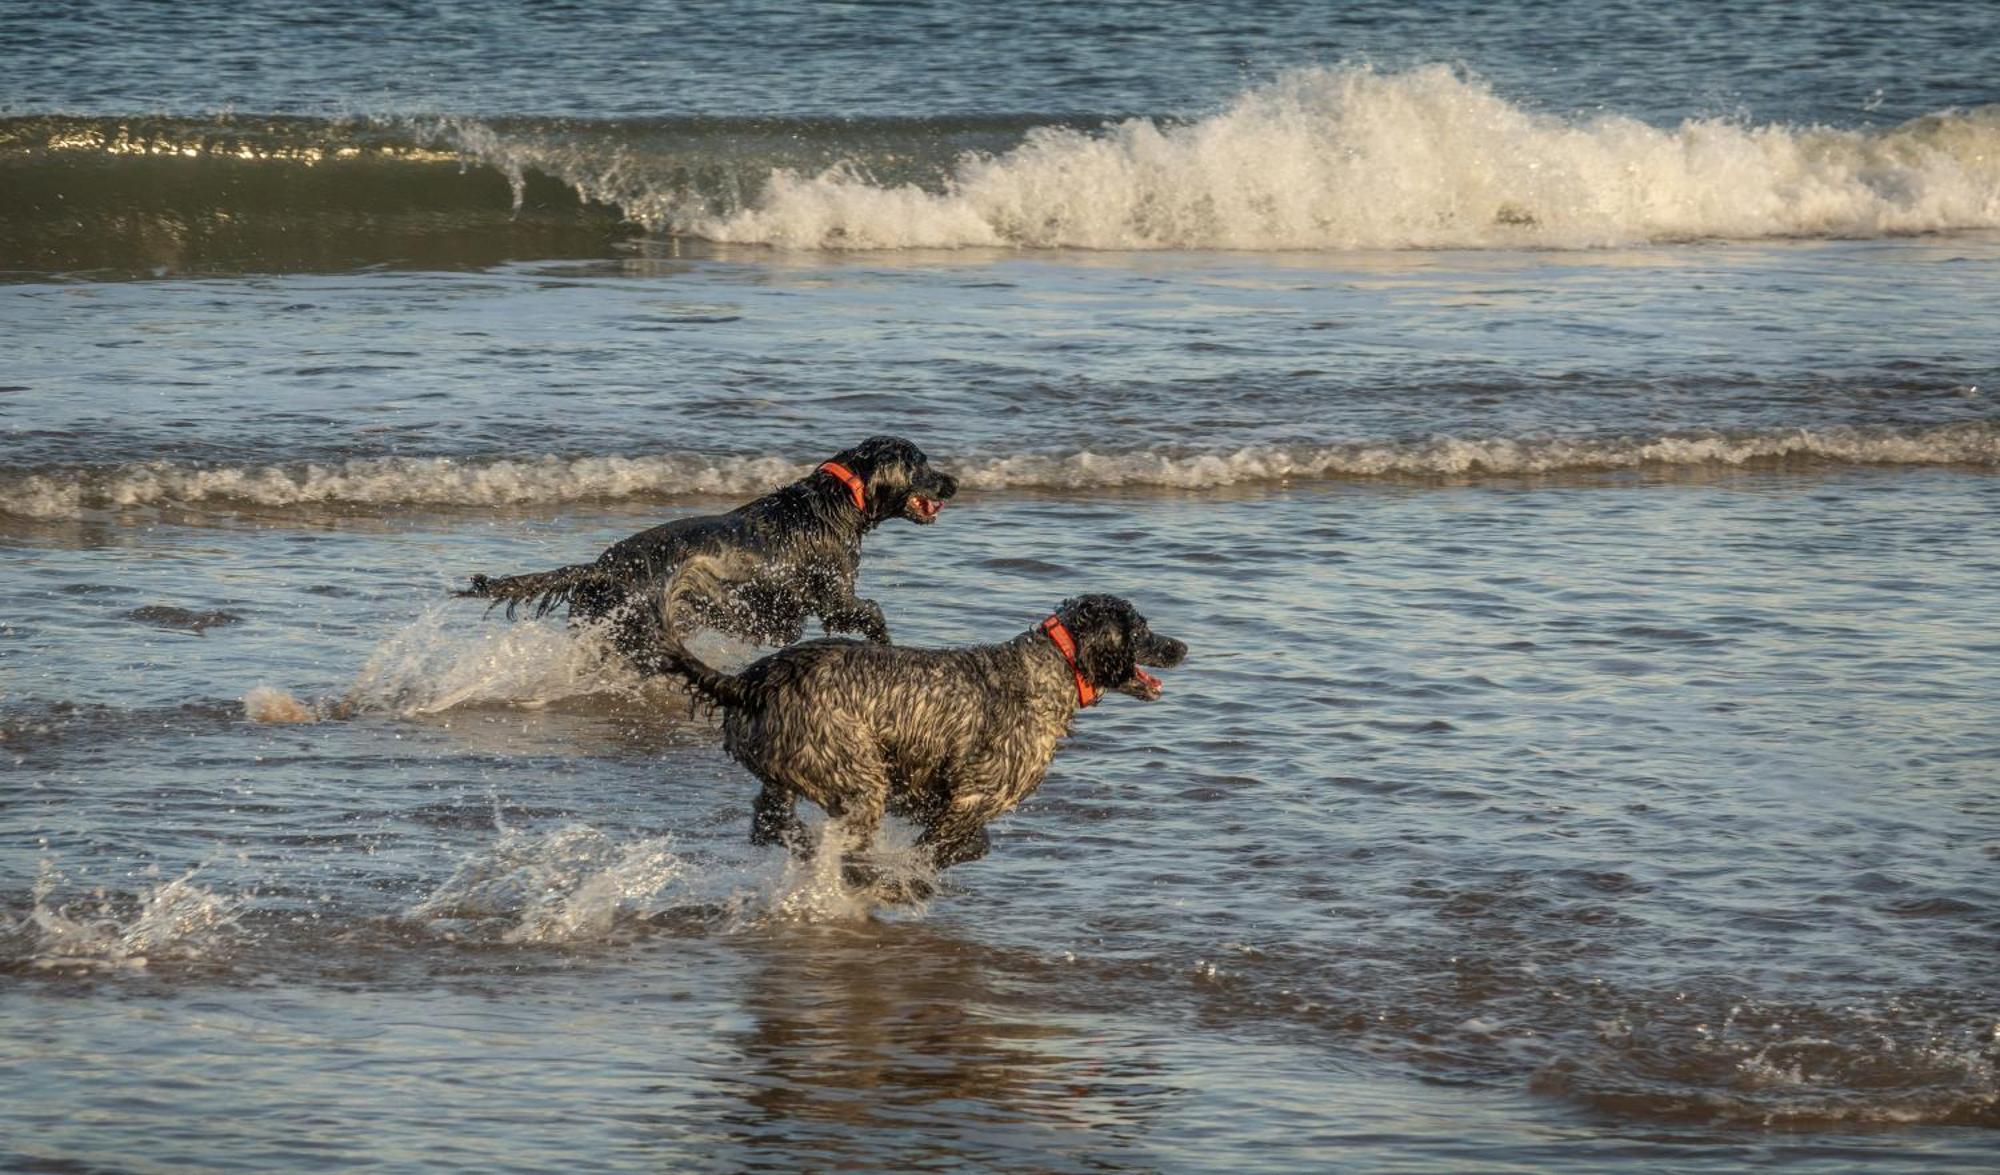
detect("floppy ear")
[865,453,913,502]
[1059,594,1135,689]
[838,436,912,501]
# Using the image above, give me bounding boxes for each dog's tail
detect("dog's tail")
[457,564,609,620]
[655,639,747,710]
[650,558,750,709]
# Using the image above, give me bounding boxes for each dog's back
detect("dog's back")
[724,639,1033,756]
[460,436,957,657]
[711,637,1071,817]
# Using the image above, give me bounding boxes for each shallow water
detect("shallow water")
[8,470,1999,1168]
[5,2,2000,1170]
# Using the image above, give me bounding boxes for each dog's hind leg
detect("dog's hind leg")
[815,766,893,889]
[606,594,677,675]
[750,786,811,858]
[818,589,891,644]
[566,575,627,623]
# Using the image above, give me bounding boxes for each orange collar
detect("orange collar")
[817,461,866,512]
[1041,615,1097,707]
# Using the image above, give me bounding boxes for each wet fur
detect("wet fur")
[659,594,1188,875]
[458,437,957,671]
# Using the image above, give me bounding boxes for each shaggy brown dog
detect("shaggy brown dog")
[458,436,957,670]
[658,594,1187,877]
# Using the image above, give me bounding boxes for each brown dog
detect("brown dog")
[657,594,1187,877]
[459,436,957,671]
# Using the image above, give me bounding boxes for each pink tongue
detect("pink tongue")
[1135,668,1162,691]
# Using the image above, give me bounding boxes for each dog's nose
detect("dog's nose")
[937,472,959,498]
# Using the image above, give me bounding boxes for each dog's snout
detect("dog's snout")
[1143,635,1188,668]
[934,471,959,499]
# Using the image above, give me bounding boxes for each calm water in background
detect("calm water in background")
[4,2,1999,1170]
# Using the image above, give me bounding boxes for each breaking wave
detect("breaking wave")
[6,66,1999,273]
[4,422,1996,518]
[677,66,2000,251]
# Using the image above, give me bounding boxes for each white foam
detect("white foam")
[8,424,1995,519]
[341,603,644,717]
[743,818,938,926]
[8,861,239,972]
[0,452,804,519]
[408,818,933,942]
[408,822,690,944]
[954,423,2000,486]
[455,65,2000,251]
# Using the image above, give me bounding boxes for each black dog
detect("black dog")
[658,594,1187,878]
[459,437,957,671]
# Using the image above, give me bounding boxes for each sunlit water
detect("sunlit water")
[5,2,1999,1170]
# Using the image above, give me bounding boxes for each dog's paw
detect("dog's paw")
[840,860,934,904]
[872,876,937,904]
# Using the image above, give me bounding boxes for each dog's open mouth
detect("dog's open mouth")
[1123,667,1165,701]
[905,495,945,523]
[1120,633,1184,701]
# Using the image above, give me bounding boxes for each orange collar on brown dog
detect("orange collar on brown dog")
[1041,615,1097,707]
[817,460,866,512]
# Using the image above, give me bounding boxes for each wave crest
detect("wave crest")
[3,424,1994,518]
[9,66,2000,275]
[0,452,805,518]
[671,66,2000,250]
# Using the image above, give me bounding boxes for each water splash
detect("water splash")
[743,818,940,927]
[242,684,319,723]
[239,603,647,725]
[342,603,645,717]
[6,861,240,972]
[408,822,690,944]
[406,818,938,943]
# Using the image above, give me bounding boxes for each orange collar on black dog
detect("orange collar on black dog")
[817,461,866,512]
[1041,615,1097,707]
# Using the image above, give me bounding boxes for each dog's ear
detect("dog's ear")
[1058,594,1137,689]
[839,436,918,498]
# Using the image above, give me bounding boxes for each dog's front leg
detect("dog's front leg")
[921,823,991,869]
[828,789,884,856]
[916,797,994,870]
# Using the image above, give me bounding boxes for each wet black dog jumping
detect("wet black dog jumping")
[657,594,1187,877]
[459,437,957,672]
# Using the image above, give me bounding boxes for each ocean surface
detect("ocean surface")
[4,2,1998,1170]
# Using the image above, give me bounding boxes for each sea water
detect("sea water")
[3,3,1997,1170]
